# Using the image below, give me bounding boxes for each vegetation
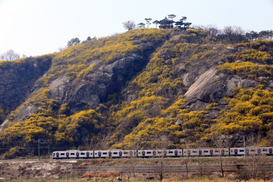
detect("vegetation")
[1,25,273,158]
[206,85,273,145]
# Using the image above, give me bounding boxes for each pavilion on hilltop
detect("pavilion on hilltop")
[158,17,174,29]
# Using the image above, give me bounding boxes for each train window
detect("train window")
[113,152,118,155]
[102,152,107,155]
[204,150,209,153]
[60,153,65,155]
[215,150,219,152]
[95,153,97,155]
[81,152,85,155]
[71,153,75,155]
[169,151,173,154]
[239,150,244,152]
[124,152,129,154]
[147,152,152,154]
[263,148,267,151]
[158,151,162,154]
[230,150,234,152]
[251,149,255,152]
[53,153,56,157]
[192,151,197,153]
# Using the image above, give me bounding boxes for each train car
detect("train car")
[78,151,87,158]
[52,151,66,159]
[183,149,198,157]
[166,149,182,157]
[230,148,245,156]
[220,148,229,156]
[210,148,229,156]
[244,147,258,155]
[94,150,131,158]
[261,147,273,155]
[137,149,182,157]
[57,150,79,159]
[67,150,80,158]
[151,149,174,157]
[79,151,95,158]
[138,150,154,157]
[109,150,123,158]
[183,148,229,157]
[155,150,165,157]
[94,150,111,158]
[86,151,94,158]
[183,149,214,157]
[122,150,136,157]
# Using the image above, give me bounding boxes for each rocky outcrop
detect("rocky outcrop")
[184,67,224,100]
[6,37,161,122]
[66,53,146,113]
[48,76,69,101]
[0,56,52,124]
[13,103,39,122]
[183,67,260,111]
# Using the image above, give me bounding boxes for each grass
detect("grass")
[2,176,270,181]
[74,156,273,166]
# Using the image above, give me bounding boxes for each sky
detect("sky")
[0,0,273,57]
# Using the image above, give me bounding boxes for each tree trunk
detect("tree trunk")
[186,162,188,179]
[220,157,224,177]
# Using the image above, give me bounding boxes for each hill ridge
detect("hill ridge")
[1,28,273,158]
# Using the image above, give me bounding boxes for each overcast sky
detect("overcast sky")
[0,0,273,57]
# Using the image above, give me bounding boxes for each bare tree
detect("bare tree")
[148,132,169,181]
[203,25,220,37]
[196,146,204,177]
[212,133,232,177]
[127,137,136,178]
[221,26,246,43]
[123,21,136,31]
[0,50,20,61]
[155,134,169,181]
[184,140,190,179]
[251,133,268,180]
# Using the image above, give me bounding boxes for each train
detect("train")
[52,146,273,159]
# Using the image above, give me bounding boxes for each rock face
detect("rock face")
[183,67,260,111]
[184,67,225,110]
[2,35,160,123]
[10,53,150,121]
[13,103,39,122]
[0,56,52,124]
[48,76,69,101]
[43,53,146,114]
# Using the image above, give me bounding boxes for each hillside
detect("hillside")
[1,28,273,158]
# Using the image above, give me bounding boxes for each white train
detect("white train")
[52,149,182,159]
[52,146,273,159]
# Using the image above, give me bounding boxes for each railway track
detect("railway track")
[73,164,273,173]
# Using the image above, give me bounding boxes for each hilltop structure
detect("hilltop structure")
[158,17,174,29]
[156,15,192,29]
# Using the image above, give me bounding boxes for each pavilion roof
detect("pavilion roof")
[158,17,174,25]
